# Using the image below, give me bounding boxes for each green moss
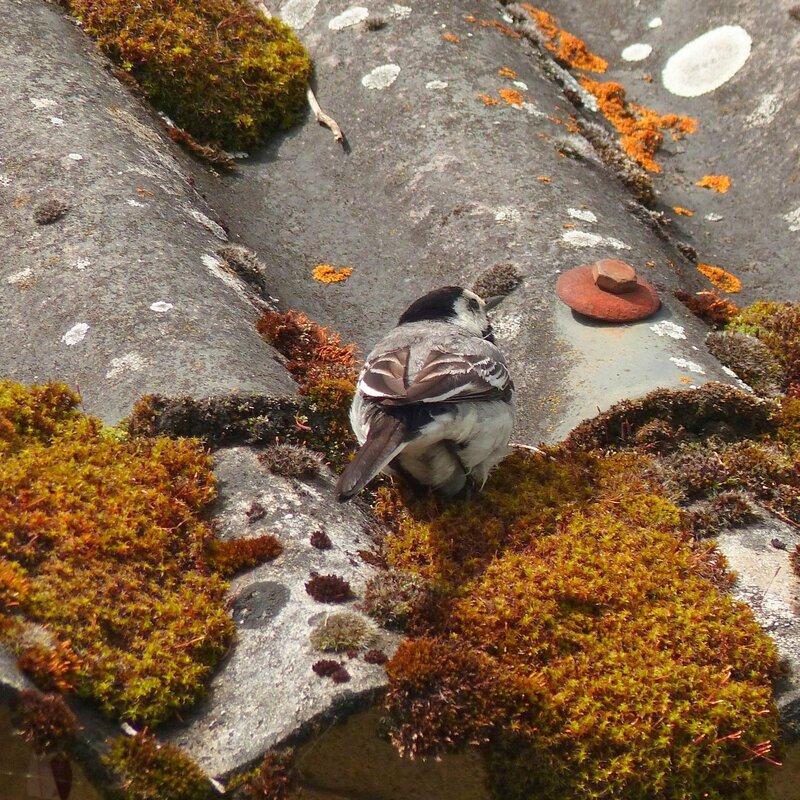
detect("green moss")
[728,301,800,396]
[104,732,212,800]
[64,0,311,150]
[381,447,781,798]
[0,380,279,726]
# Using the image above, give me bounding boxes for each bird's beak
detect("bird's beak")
[484,295,504,311]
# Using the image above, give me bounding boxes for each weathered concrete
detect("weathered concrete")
[0,0,295,424]
[197,0,740,447]
[537,0,800,306]
[717,517,800,730]
[163,447,400,780]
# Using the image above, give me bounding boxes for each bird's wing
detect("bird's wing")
[360,345,512,405]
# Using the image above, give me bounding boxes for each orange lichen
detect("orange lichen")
[312,264,353,284]
[578,78,697,172]
[499,88,525,106]
[696,174,732,193]
[442,32,460,43]
[673,206,695,217]
[498,66,517,79]
[536,175,552,183]
[465,15,476,23]
[521,5,607,72]
[477,94,500,106]
[479,19,522,39]
[697,264,742,294]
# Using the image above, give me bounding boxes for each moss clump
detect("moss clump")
[706,331,785,396]
[674,290,740,329]
[305,573,354,603]
[204,534,282,577]
[104,732,212,800]
[309,612,377,652]
[362,569,432,631]
[0,380,278,726]
[312,658,350,683]
[472,263,522,299]
[65,0,311,150]
[259,443,321,478]
[231,750,295,800]
[728,302,800,396]
[11,690,80,755]
[380,444,780,798]
[33,198,69,225]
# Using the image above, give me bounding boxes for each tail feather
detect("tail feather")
[336,415,407,502]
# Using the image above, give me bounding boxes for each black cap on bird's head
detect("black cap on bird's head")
[397,286,503,341]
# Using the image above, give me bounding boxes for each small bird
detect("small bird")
[335,286,514,502]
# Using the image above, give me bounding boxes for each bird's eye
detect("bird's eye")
[468,298,480,312]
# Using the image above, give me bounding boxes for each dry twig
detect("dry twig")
[307,87,345,145]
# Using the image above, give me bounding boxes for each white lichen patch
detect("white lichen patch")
[491,311,523,340]
[30,97,57,110]
[705,213,724,222]
[561,230,630,250]
[106,352,146,379]
[513,80,529,91]
[279,0,320,29]
[522,102,547,118]
[621,43,652,62]
[61,322,89,346]
[650,320,686,339]
[670,356,706,375]
[648,17,663,28]
[67,153,83,161]
[567,207,597,223]
[745,93,783,128]
[73,258,92,270]
[49,117,64,126]
[662,26,751,97]
[6,267,34,285]
[329,7,369,29]
[494,206,521,223]
[721,365,754,393]
[390,4,411,19]
[188,209,228,241]
[361,64,401,90]
[783,206,800,232]
[425,80,449,90]
[149,301,174,313]
[127,199,145,207]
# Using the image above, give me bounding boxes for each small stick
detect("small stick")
[307,87,345,144]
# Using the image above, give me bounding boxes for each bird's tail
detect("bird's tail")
[335,414,407,502]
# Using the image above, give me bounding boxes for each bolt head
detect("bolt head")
[591,259,639,294]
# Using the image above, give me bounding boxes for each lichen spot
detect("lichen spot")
[621,43,652,62]
[361,64,400,90]
[329,7,369,30]
[670,356,707,375]
[280,0,321,30]
[313,264,353,284]
[673,206,695,217]
[149,301,174,313]
[61,323,89,346]
[697,263,742,294]
[650,321,686,339]
[696,175,731,193]
[662,26,752,97]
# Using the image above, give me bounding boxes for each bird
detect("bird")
[335,286,514,502]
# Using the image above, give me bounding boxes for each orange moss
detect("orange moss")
[312,264,353,284]
[442,32,460,43]
[697,264,742,294]
[696,174,731,193]
[498,66,517,79]
[521,5,607,72]
[478,94,500,106]
[579,78,697,172]
[674,290,740,328]
[673,206,695,217]
[499,88,525,106]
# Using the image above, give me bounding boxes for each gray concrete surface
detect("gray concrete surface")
[0,0,295,424]
[200,0,742,447]
[538,0,800,305]
[163,447,400,781]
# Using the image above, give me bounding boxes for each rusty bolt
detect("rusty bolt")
[591,259,639,294]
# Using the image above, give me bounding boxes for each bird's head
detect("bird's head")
[397,286,503,341]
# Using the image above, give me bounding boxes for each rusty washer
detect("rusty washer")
[556,259,661,322]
